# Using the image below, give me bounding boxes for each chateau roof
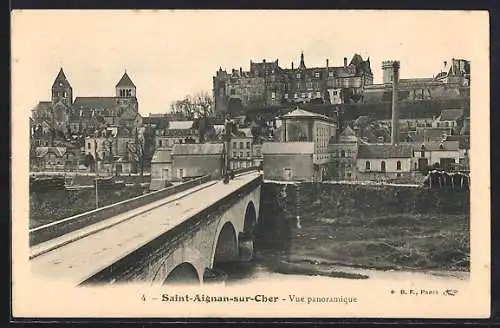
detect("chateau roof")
[171,143,224,156]
[52,68,71,88]
[34,101,52,112]
[340,126,356,137]
[116,72,136,88]
[358,144,413,159]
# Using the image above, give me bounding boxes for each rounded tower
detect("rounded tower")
[382,60,398,85]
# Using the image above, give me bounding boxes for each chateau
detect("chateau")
[213,52,374,115]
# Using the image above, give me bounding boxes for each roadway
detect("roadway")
[30,172,261,286]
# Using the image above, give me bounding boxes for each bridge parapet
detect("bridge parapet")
[29,175,212,246]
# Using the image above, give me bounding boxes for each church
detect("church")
[31,68,142,136]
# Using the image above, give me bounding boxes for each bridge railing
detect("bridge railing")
[30,175,212,246]
[231,166,261,176]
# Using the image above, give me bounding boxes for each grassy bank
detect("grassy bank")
[257,182,470,273]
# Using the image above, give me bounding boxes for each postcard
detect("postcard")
[11,9,490,318]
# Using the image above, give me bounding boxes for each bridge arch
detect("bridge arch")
[162,262,200,286]
[243,201,257,234]
[211,221,239,267]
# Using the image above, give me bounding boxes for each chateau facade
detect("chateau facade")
[213,52,374,115]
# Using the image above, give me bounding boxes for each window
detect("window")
[240,142,244,148]
[102,152,105,159]
[414,162,418,170]
[397,173,401,177]
[158,140,163,147]
[247,152,250,158]
[271,92,276,99]
[179,168,184,178]
[296,73,301,78]
[246,142,250,149]
[294,93,298,99]
[306,82,313,90]
[329,72,334,77]
[240,151,243,157]
[340,150,346,158]
[284,94,288,99]
[301,93,306,98]
[420,151,425,158]
[347,172,352,178]
[233,152,236,158]
[396,161,402,170]
[314,72,320,78]
[63,91,67,97]
[233,142,237,149]
[87,142,91,149]
[230,89,236,95]
[381,161,386,172]
[316,92,321,98]
[365,161,371,170]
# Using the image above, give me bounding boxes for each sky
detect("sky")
[11,10,488,117]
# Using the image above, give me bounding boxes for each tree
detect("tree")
[128,127,155,176]
[170,91,214,120]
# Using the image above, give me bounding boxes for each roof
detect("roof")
[33,101,52,112]
[354,115,372,126]
[151,149,172,163]
[438,108,463,121]
[281,108,332,121]
[168,121,194,130]
[262,142,315,154]
[418,127,451,141]
[416,141,460,151]
[34,147,66,158]
[358,144,413,159]
[171,143,224,156]
[445,135,470,149]
[340,126,356,137]
[52,68,71,88]
[73,97,120,110]
[116,72,136,88]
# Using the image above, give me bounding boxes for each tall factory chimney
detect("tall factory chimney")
[391,61,400,146]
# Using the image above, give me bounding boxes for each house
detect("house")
[230,128,254,169]
[150,148,173,190]
[432,108,463,129]
[415,127,452,142]
[413,140,460,171]
[445,135,470,170]
[30,146,78,172]
[171,143,225,182]
[156,120,199,148]
[356,144,414,181]
[262,108,336,182]
[327,126,359,180]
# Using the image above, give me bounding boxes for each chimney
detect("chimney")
[391,61,400,146]
[263,59,266,63]
[240,67,243,75]
[276,59,279,65]
[444,61,447,69]
[344,57,347,67]
[291,62,294,70]
[326,59,329,68]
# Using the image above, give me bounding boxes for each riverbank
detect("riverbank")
[257,182,470,275]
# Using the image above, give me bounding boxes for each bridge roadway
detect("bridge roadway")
[30,171,261,286]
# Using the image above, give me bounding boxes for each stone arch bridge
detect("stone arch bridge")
[30,171,262,286]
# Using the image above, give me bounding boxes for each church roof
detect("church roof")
[116,72,136,88]
[73,97,121,110]
[52,68,71,88]
[438,108,463,121]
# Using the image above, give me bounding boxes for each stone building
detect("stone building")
[363,58,470,104]
[150,148,173,190]
[356,144,414,181]
[31,69,142,135]
[171,143,225,182]
[262,108,336,182]
[213,52,373,115]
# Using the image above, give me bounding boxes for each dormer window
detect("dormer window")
[329,72,334,77]
[314,72,320,78]
[296,73,301,79]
